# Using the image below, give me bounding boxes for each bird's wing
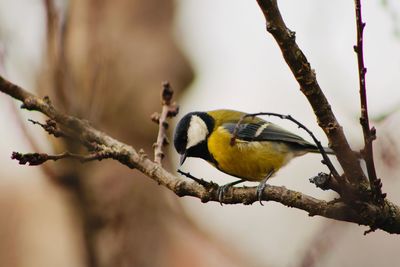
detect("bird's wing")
[223,121,314,148]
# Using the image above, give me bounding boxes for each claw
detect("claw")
[217,180,244,205]
[217,185,229,205]
[256,182,268,205]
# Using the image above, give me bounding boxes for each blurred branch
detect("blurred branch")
[43,0,72,112]
[298,221,343,267]
[44,0,58,45]
[354,0,385,204]
[255,0,366,190]
[1,75,400,234]
[42,3,98,266]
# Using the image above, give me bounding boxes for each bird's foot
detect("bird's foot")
[217,184,230,205]
[217,180,244,205]
[256,182,269,205]
[256,171,274,205]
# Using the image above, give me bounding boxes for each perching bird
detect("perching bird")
[173,109,334,203]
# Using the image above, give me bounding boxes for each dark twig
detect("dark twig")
[29,117,102,152]
[152,82,179,165]
[28,119,69,138]
[11,150,116,166]
[177,169,216,189]
[256,0,366,188]
[231,112,341,182]
[353,0,384,204]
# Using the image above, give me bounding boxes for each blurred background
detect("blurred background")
[0,0,400,266]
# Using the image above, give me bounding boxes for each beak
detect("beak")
[179,153,187,166]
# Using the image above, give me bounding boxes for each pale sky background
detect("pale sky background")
[0,1,400,266]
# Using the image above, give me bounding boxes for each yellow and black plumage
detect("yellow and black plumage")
[174,109,333,203]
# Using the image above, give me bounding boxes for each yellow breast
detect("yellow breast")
[207,127,292,181]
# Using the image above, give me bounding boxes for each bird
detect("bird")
[173,109,334,204]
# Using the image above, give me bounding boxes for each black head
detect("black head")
[173,111,214,165]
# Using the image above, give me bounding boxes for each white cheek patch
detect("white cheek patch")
[186,115,209,149]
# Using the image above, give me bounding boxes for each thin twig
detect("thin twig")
[152,81,179,165]
[353,0,384,204]
[28,119,69,138]
[11,150,116,166]
[177,169,217,189]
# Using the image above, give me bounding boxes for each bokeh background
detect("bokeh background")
[0,0,400,266]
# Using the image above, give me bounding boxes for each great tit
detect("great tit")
[173,109,334,203]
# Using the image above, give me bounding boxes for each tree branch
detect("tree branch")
[1,75,400,233]
[151,81,179,165]
[11,150,115,166]
[353,0,385,204]
[255,0,366,189]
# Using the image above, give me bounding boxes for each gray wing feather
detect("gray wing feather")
[223,122,315,148]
